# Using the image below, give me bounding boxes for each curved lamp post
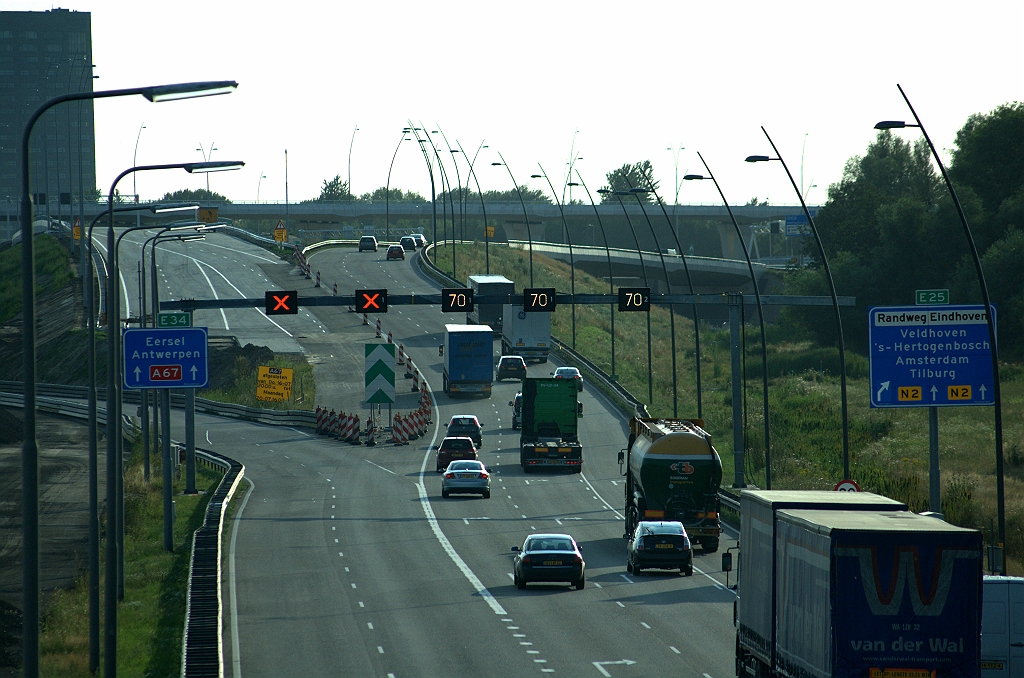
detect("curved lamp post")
[637,168,704,418]
[256,172,267,203]
[747,125,850,480]
[492,153,534,285]
[19,78,236,678]
[435,127,463,275]
[456,140,491,272]
[347,123,359,197]
[877,83,1006,566]
[600,188,654,405]
[408,125,438,263]
[686,152,772,488]
[423,130,457,276]
[625,185,679,417]
[386,128,412,242]
[534,165,578,348]
[570,172,617,378]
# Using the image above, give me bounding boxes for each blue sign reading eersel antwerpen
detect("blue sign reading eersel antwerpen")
[123,327,209,389]
[869,305,995,408]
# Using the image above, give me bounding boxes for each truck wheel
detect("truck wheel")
[442,375,449,394]
[702,537,720,553]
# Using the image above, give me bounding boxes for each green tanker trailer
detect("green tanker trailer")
[618,418,723,552]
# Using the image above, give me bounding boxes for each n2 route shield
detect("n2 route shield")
[868,304,995,408]
[123,327,209,389]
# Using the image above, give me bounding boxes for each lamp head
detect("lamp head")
[185,160,245,173]
[683,174,706,181]
[530,174,542,179]
[143,80,238,103]
[745,155,771,163]
[491,162,502,166]
[874,120,907,130]
[566,182,580,187]
[596,189,610,194]
[629,188,649,194]
[150,202,200,213]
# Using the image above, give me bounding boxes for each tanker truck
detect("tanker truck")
[618,418,723,552]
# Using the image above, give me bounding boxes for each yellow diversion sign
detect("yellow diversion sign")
[256,365,293,402]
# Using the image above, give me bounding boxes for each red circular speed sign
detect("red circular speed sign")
[834,479,861,492]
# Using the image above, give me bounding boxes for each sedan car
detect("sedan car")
[552,366,584,391]
[400,236,417,251]
[446,414,483,447]
[441,460,490,498]
[626,521,693,576]
[497,355,527,381]
[512,533,585,590]
[358,235,378,252]
[386,244,405,260]
[434,436,478,472]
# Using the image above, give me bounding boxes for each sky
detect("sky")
[6,0,1023,207]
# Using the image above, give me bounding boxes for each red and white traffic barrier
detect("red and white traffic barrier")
[340,413,357,442]
[391,414,405,445]
[332,282,338,296]
[398,414,412,443]
[387,331,393,345]
[375,318,382,338]
[364,417,376,446]
[404,358,414,379]
[397,344,406,366]
[411,368,419,392]
[332,410,343,438]
[316,406,325,434]
[315,270,321,288]
[362,313,369,326]
[350,414,362,445]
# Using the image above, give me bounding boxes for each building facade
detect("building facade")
[0,8,95,236]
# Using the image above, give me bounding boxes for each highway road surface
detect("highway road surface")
[123,233,740,678]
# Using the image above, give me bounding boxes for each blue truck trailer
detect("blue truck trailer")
[742,508,983,678]
[442,324,494,396]
[738,490,909,675]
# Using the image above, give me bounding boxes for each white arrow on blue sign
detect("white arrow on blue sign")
[868,304,995,408]
[123,327,209,389]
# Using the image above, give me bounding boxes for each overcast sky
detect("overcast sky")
[8,0,1023,207]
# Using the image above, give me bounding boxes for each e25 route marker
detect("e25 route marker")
[868,304,995,408]
[123,327,209,389]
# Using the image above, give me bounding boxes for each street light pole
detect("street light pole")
[20,78,237,678]
[256,172,266,202]
[386,129,411,243]
[457,140,490,273]
[534,166,577,348]
[347,124,359,198]
[747,126,850,479]
[686,153,772,488]
[492,153,534,285]
[876,84,1007,567]
[408,125,438,264]
[571,173,617,378]
[603,189,654,405]
[196,141,217,191]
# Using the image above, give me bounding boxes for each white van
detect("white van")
[982,575,1024,676]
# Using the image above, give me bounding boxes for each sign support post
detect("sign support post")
[185,389,196,494]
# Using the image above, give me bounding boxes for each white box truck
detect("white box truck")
[501,304,550,363]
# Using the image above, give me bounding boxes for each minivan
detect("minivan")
[358,235,378,252]
[982,575,1024,676]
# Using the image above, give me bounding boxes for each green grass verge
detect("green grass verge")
[0,235,76,324]
[38,440,224,676]
[431,242,1024,572]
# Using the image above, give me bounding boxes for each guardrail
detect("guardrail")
[0,382,317,429]
[180,447,244,678]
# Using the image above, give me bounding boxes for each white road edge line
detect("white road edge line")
[416,383,507,616]
[229,477,255,678]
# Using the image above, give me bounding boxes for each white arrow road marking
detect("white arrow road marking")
[593,660,636,676]
[876,381,890,401]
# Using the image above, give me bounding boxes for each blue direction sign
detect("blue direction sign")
[869,305,995,408]
[123,327,209,389]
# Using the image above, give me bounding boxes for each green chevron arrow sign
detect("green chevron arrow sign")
[365,343,396,404]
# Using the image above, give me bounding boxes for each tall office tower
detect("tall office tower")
[0,8,94,236]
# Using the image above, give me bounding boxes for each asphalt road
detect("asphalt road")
[147,237,740,678]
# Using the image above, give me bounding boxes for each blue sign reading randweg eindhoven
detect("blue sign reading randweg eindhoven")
[123,327,209,389]
[868,305,995,408]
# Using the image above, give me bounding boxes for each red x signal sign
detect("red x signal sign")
[265,290,299,315]
[356,288,388,313]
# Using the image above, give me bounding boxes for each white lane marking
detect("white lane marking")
[513,634,526,638]
[507,625,519,629]
[534,659,547,663]
[669,646,681,654]
[415,383,507,616]
[580,471,624,520]
[187,259,231,329]
[351,583,357,589]
[640,622,651,629]
[616,601,625,607]
[359,602,364,607]
[520,642,533,646]
[332,526,336,531]
[339,552,343,556]
[206,430,212,445]
[704,674,714,678]
[367,622,373,629]
[593,582,603,589]
[507,573,514,580]
[229,477,255,678]
[527,650,540,654]
[365,459,397,475]
[334,539,338,543]
[377,646,384,654]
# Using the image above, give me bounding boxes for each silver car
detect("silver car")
[441,460,490,498]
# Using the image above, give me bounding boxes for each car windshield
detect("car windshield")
[451,418,477,427]
[526,538,574,552]
[442,438,473,449]
[556,368,578,376]
[449,461,483,471]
